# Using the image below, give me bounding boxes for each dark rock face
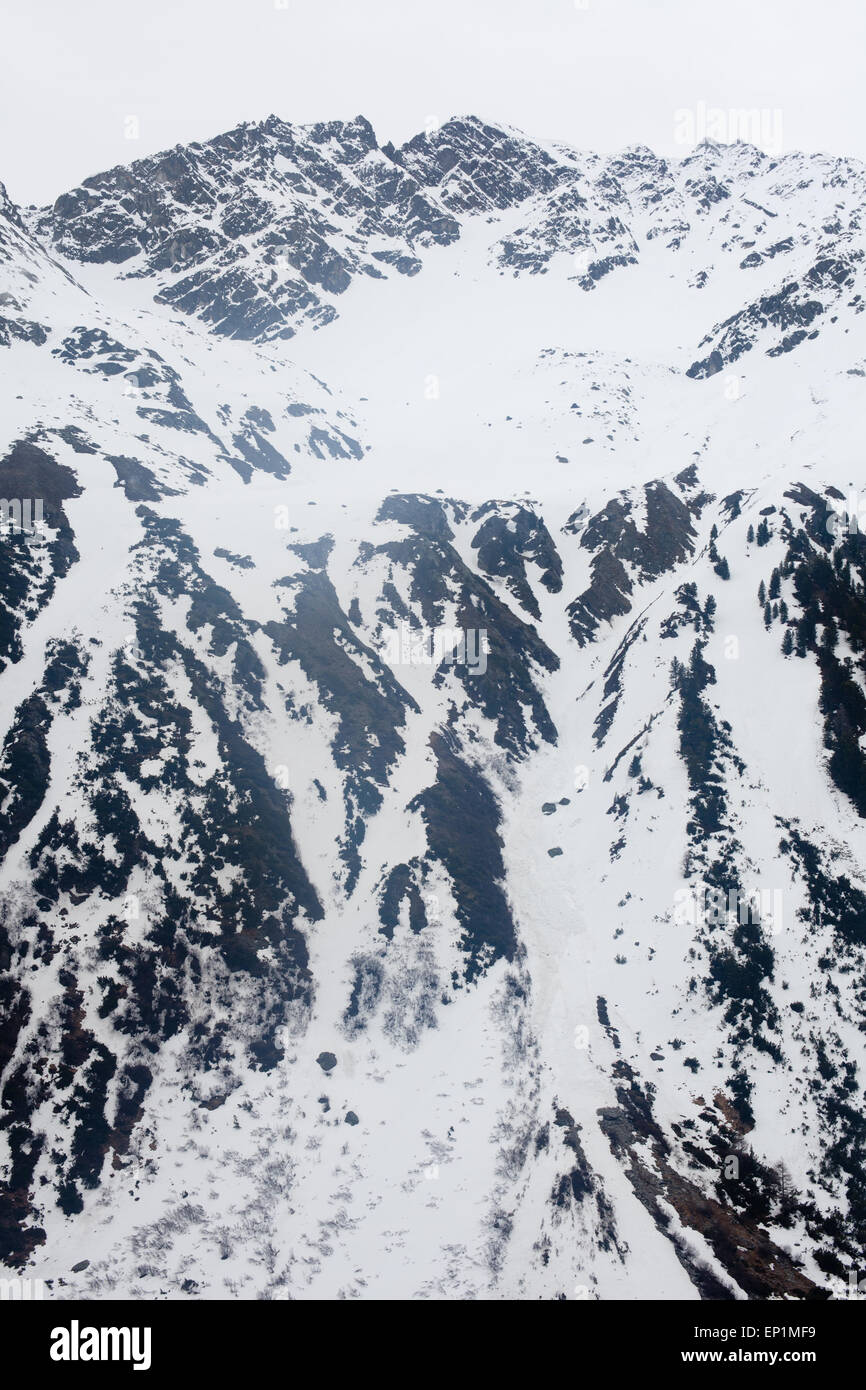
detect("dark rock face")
[32,115,465,343]
[599,1069,823,1301]
[0,693,54,862]
[371,494,559,754]
[567,480,696,645]
[409,731,516,981]
[378,862,427,940]
[470,503,563,620]
[391,117,563,213]
[0,439,82,672]
[688,253,859,376]
[0,316,47,347]
[265,565,419,888]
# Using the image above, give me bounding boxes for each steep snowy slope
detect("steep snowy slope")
[2,117,866,1300]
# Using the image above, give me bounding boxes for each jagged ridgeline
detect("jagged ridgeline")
[1,116,866,1298]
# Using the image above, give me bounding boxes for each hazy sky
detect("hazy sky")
[2,0,865,205]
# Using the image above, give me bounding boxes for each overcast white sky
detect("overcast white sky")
[1,0,865,206]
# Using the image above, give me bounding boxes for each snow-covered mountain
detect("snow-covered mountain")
[2,114,866,1300]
